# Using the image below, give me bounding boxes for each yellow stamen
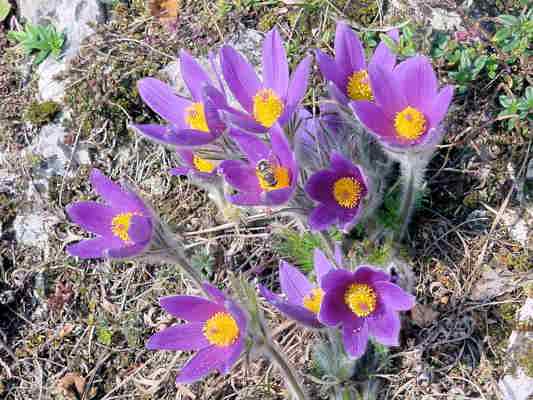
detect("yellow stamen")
[192,155,216,173]
[394,106,427,141]
[346,70,373,101]
[344,283,377,317]
[111,212,135,243]
[203,312,240,347]
[253,88,284,128]
[184,102,209,132]
[256,165,290,191]
[333,177,362,208]
[302,288,324,314]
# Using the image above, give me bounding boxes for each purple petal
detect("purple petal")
[226,191,263,206]
[350,101,397,141]
[262,29,289,97]
[221,109,268,133]
[321,269,354,291]
[106,243,147,259]
[137,78,191,126]
[369,29,399,72]
[229,129,270,163]
[171,129,217,147]
[219,338,244,374]
[353,266,390,285]
[335,22,365,75]
[169,166,192,176]
[219,160,261,193]
[368,64,406,118]
[395,56,437,111]
[334,244,343,267]
[127,215,153,244]
[179,49,212,101]
[269,125,294,169]
[318,283,352,326]
[146,322,209,350]
[427,85,454,128]
[313,249,335,283]
[309,205,337,231]
[159,296,224,321]
[203,282,229,305]
[264,187,295,206]
[89,169,146,213]
[285,55,312,111]
[279,261,313,304]
[315,49,346,92]
[374,281,415,311]
[66,238,108,259]
[367,309,401,346]
[175,345,231,384]
[342,318,369,358]
[220,45,261,113]
[66,201,115,236]
[328,81,350,105]
[305,170,336,203]
[131,124,175,145]
[176,149,195,167]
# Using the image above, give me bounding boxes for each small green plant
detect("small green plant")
[8,23,65,65]
[493,8,533,61]
[498,86,533,132]
[379,24,417,58]
[0,0,11,22]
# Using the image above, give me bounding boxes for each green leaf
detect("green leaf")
[0,0,11,22]
[497,14,519,26]
[34,49,51,65]
[379,33,398,53]
[493,27,511,42]
[499,95,512,108]
[525,86,533,102]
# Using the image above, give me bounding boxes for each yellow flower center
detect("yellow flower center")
[192,155,216,173]
[333,177,362,208]
[253,88,284,128]
[184,102,209,132]
[346,70,373,101]
[111,212,135,243]
[255,163,291,191]
[302,288,324,314]
[344,283,377,317]
[394,106,427,141]
[203,312,240,347]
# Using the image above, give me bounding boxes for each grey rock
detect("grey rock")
[469,264,515,301]
[37,58,66,102]
[430,8,464,31]
[501,209,531,248]
[14,212,60,253]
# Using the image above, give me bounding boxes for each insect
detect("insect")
[256,159,278,187]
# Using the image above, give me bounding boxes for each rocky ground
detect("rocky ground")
[0,0,532,399]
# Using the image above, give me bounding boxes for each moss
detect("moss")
[517,341,533,377]
[499,302,519,324]
[24,100,60,126]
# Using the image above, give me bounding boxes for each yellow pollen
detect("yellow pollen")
[192,155,216,173]
[344,283,377,317]
[253,88,284,128]
[302,288,324,314]
[333,177,362,208]
[346,70,373,101]
[256,165,290,191]
[203,312,240,347]
[111,212,135,243]
[394,106,427,141]
[184,102,209,132]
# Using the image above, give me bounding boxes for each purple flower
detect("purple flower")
[304,152,368,232]
[146,283,247,384]
[66,169,153,259]
[133,50,225,147]
[170,149,218,179]
[219,125,298,206]
[316,22,398,105]
[258,249,335,328]
[220,29,312,132]
[351,56,454,151]
[319,266,415,358]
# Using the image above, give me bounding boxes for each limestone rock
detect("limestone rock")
[14,212,60,253]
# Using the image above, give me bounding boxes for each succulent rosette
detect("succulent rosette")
[220,28,312,132]
[219,125,298,206]
[133,50,225,147]
[351,56,454,152]
[319,266,415,358]
[316,22,399,105]
[305,152,369,231]
[170,149,218,180]
[66,169,153,259]
[258,249,335,328]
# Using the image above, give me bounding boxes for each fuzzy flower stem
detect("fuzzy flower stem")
[317,230,336,261]
[395,159,425,242]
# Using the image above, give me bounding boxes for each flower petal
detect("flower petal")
[321,269,354,292]
[335,22,365,75]
[374,281,415,311]
[222,109,268,133]
[66,201,115,236]
[368,64,406,118]
[264,187,294,206]
[305,170,337,203]
[171,129,217,147]
[229,129,270,163]
[285,55,312,111]
[218,337,244,374]
[169,166,192,176]
[220,45,261,113]
[350,100,397,141]
[137,78,191,126]
[131,124,174,145]
[127,215,153,244]
[159,296,224,321]
[219,160,260,192]
[353,266,390,285]
[309,204,337,231]
[179,49,212,101]
[315,49,346,91]
[343,318,369,358]
[262,29,289,97]
[279,261,313,304]
[203,282,229,305]
[175,345,231,384]
[66,238,109,259]
[395,56,437,110]
[269,124,294,169]
[313,248,335,284]
[427,85,454,128]
[89,169,145,213]
[318,282,352,326]
[369,29,399,72]
[106,243,147,259]
[146,322,209,351]
[226,191,263,206]
[367,309,400,346]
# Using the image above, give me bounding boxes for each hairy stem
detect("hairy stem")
[318,230,336,261]
[396,161,423,242]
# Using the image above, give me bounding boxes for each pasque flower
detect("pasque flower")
[258,249,335,328]
[219,125,298,206]
[305,152,368,232]
[351,56,454,151]
[146,283,247,383]
[66,169,153,259]
[316,22,398,105]
[170,149,218,179]
[319,266,415,358]
[133,50,225,147]
[220,28,311,132]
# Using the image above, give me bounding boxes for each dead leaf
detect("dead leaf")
[101,298,120,315]
[149,0,180,23]
[469,265,515,301]
[59,323,75,339]
[57,373,86,399]
[411,304,440,328]
[48,281,74,312]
